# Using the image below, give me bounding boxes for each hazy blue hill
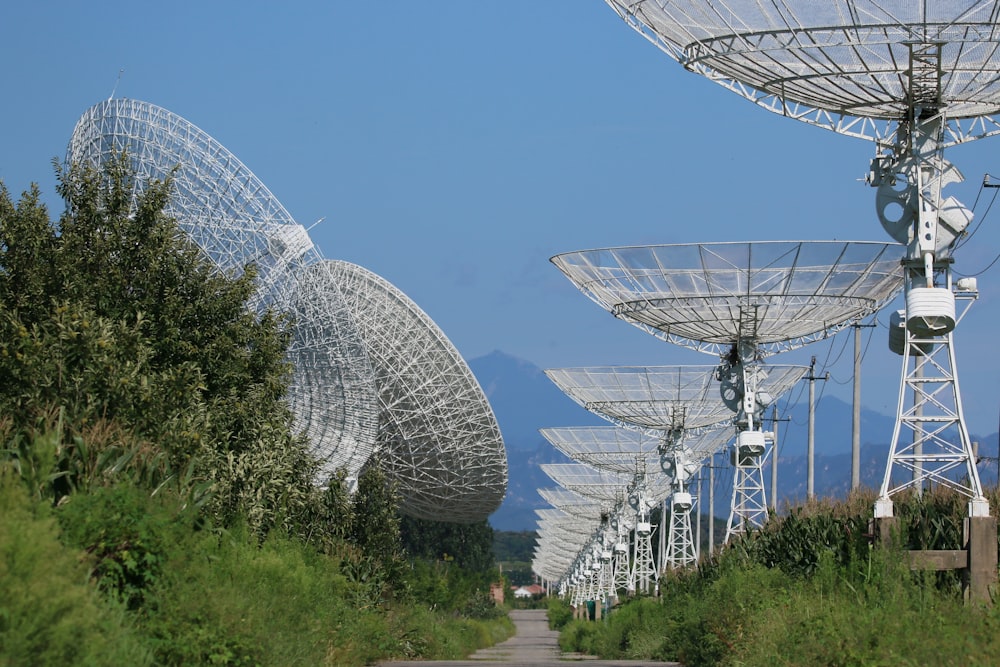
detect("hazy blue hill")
[468,350,602,530]
[776,394,896,456]
[469,350,604,451]
[468,350,1000,531]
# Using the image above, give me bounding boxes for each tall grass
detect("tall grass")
[0,466,152,666]
[558,488,1000,667]
[0,434,514,667]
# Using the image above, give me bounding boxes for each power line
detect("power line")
[955,174,1000,276]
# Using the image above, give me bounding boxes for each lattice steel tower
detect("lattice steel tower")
[600,0,1000,519]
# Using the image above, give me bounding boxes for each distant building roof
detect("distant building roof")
[513,584,545,598]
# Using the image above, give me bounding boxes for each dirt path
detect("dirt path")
[377,608,680,667]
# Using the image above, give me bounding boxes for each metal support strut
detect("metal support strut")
[875,262,987,518]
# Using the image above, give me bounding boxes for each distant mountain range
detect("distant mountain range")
[468,350,1000,532]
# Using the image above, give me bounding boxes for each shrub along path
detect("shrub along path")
[377,609,679,667]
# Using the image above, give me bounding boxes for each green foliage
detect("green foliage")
[728,494,874,577]
[0,157,322,539]
[725,548,1000,667]
[57,483,189,610]
[895,487,967,550]
[558,489,1000,667]
[145,523,348,665]
[493,529,538,586]
[0,466,152,666]
[137,510,509,666]
[348,458,405,589]
[0,155,518,667]
[493,529,537,562]
[0,181,57,322]
[0,414,187,510]
[558,617,604,655]
[401,514,496,574]
[547,596,574,630]
[317,468,355,542]
[398,513,504,619]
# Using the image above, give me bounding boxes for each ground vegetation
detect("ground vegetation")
[0,160,512,666]
[553,487,1000,666]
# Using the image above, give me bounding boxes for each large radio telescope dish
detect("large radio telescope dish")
[541,426,661,475]
[541,463,641,506]
[552,241,902,356]
[605,1,1000,143]
[544,365,732,431]
[538,486,603,518]
[541,426,731,474]
[68,99,317,290]
[66,98,379,486]
[282,262,380,484]
[536,511,601,537]
[545,364,806,430]
[327,260,507,523]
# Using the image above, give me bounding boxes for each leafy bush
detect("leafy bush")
[547,596,573,630]
[1,159,319,539]
[0,466,151,665]
[557,488,1000,667]
[0,156,519,667]
[558,617,604,655]
[57,483,185,610]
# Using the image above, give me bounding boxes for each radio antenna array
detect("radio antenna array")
[601,1,1000,519]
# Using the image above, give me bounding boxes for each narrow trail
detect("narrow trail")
[377,608,680,667]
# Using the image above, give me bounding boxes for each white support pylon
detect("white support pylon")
[599,549,614,603]
[632,517,656,594]
[665,491,698,569]
[876,264,988,518]
[663,450,700,569]
[726,432,769,542]
[612,539,630,595]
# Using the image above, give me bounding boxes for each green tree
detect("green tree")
[0,182,57,322]
[0,156,316,537]
[350,457,404,588]
[401,515,496,575]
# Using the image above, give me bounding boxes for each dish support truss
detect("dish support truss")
[867,52,989,519]
[875,260,987,518]
[569,545,614,611]
[625,476,659,595]
[720,351,774,542]
[612,514,634,595]
[658,428,728,569]
[665,487,698,570]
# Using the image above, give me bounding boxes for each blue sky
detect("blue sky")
[2,2,999,438]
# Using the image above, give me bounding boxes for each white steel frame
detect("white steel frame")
[876,263,988,517]
[598,3,999,521]
[329,260,507,522]
[551,241,901,540]
[603,1,1000,146]
[66,98,379,486]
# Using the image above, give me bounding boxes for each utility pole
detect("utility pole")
[696,471,703,560]
[708,451,715,555]
[851,320,877,490]
[769,406,790,510]
[771,406,778,506]
[806,356,829,500]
